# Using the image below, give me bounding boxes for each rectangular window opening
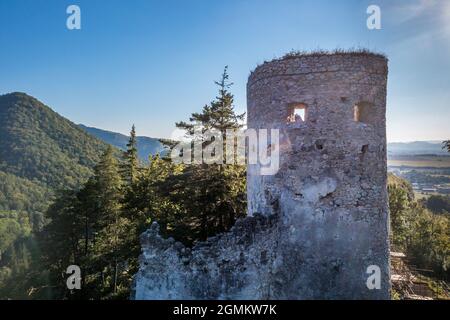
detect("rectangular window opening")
[287,103,307,123]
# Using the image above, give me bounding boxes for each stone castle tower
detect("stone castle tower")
[246,52,390,298]
[132,51,390,300]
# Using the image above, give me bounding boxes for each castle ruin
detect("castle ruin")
[132,52,390,299]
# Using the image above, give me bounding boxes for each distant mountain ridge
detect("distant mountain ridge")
[387,141,448,156]
[79,124,165,162]
[80,125,447,158]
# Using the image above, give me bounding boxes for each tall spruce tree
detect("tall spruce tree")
[171,66,247,241]
[41,146,135,299]
[176,66,245,134]
[122,125,139,185]
[91,145,130,297]
[39,189,85,299]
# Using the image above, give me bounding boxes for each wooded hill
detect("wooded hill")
[0,92,110,298]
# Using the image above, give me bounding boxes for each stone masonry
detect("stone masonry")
[132,52,391,299]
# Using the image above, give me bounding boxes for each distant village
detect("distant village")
[388,166,450,196]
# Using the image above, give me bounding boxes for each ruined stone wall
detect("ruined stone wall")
[132,214,279,299]
[132,52,390,300]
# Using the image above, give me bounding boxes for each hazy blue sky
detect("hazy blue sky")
[0,0,449,142]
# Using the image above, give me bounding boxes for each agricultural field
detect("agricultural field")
[388,155,450,199]
[388,154,450,168]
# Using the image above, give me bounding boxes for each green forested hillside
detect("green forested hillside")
[0,92,108,189]
[0,92,111,299]
[0,171,52,232]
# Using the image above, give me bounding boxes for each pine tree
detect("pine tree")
[171,66,247,241]
[176,66,245,134]
[122,125,139,185]
[91,146,130,296]
[39,189,85,298]
[93,146,123,224]
[41,146,134,299]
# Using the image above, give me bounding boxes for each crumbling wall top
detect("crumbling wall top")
[248,49,388,87]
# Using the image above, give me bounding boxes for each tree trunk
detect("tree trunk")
[113,259,118,294]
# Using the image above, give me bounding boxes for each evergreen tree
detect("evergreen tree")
[94,146,124,225]
[176,66,245,134]
[90,146,130,297]
[123,154,183,257]
[170,66,247,241]
[122,125,139,185]
[39,189,84,299]
[41,146,133,299]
